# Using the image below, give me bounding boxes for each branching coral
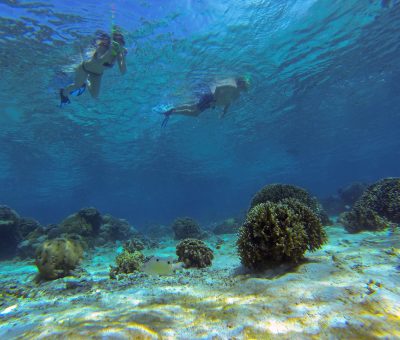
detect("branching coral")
[340,177,400,232]
[35,238,84,280]
[237,199,327,270]
[111,250,145,276]
[109,240,145,278]
[249,183,331,225]
[176,238,214,268]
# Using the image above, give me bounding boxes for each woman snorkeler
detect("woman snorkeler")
[60,29,127,106]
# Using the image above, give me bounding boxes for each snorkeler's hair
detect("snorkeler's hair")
[236,77,249,89]
[112,31,125,46]
[94,30,111,47]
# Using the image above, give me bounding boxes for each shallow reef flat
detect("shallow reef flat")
[0,225,399,339]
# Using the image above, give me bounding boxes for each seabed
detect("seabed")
[0,224,399,339]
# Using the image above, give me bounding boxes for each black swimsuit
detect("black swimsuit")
[197,93,215,112]
[82,61,102,76]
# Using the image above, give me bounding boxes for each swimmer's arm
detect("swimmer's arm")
[220,104,230,118]
[117,48,127,75]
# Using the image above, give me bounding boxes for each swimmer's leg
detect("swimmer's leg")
[169,104,201,117]
[60,64,88,106]
[87,73,102,98]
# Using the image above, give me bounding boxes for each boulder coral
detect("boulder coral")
[249,183,331,225]
[237,199,327,270]
[340,177,400,232]
[176,238,214,268]
[172,217,204,240]
[99,214,134,242]
[59,207,102,237]
[35,238,84,280]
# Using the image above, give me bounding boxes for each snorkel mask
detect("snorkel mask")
[111,30,126,56]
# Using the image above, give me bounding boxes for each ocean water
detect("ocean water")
[1,1,400,339]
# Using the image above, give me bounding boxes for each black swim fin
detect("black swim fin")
[59,89,70,107]
[161,108,174,128]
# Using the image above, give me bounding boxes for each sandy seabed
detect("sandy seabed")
[0,224,399,339]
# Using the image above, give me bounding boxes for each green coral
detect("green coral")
[172,217,203,240]
[340,177,400,232]
[113,250,145,275]
[35,238,84,280]
[109,240,145,278]
[176,238,214,268]
[249,183,331,225]
[237,199,327,270]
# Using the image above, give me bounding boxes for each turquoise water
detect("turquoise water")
[1,0,399,225]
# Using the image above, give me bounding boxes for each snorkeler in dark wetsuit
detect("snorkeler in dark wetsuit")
[161,77,250,127]
[60,29,127,106]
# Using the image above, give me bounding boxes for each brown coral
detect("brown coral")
[176,238,214,268]
[237,199,327,270]
[249,183,331,225]
[35,238,84,280]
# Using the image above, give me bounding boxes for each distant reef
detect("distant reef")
[0,206,40,258]
[0,205,140,260]
[339,177,400,232]
[321,182,369,216]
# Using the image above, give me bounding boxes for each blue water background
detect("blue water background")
[0,0,399,228]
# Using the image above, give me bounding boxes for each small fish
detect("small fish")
[141,256,182,276]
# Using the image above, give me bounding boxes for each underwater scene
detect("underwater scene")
[1,0,400,338]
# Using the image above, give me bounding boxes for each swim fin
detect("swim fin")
[70,83,86,97]
[59,89,70,107]
[161,108,174,128]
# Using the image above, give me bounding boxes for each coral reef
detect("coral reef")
[110,250,145,278]
[0,206,43,258]
[172,217,204,240]
[123,238,145,253]
[0,205,21,257]
[109,239,146,278]
[249,183,331,225]
[99,214,135,242]
[338,182,368,207]
[59,207,102,237]
[176,238,214,268]
[237,199,327,270]
[144,223,173,239]
[213,218,240,235]
[35,238,84,280]
[340,178,400,232]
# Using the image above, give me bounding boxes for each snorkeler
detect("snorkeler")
[60,29,127,106]
[161,77,250,127]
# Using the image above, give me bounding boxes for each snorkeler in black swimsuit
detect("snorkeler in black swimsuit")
[160,77,250,127]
